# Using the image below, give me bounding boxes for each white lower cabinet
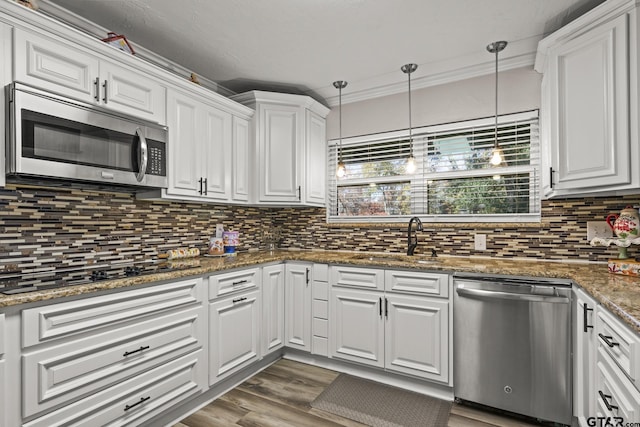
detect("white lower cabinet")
[23,350,205,427]
[329,267,451,383]
[595,347,640,423]
[385,294,448,382]
[209,288,261,385]
[330,287,385,367]
[262,264,285,355]
[574,287,597,426]
[284,263,312,352]
[19,278,206,426]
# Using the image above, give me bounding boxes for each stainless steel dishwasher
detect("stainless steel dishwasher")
[453,275,572,425]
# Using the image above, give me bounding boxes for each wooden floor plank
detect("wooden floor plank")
[174,359,547,427]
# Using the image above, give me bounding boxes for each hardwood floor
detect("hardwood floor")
[174,359,541,427]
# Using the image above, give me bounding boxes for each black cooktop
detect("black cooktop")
[0,259,200,295]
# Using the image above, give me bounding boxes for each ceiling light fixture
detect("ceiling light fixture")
[487,41,507,166]
[333,80,348,178]
[401,63,418,174]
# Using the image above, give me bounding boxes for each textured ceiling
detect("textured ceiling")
[45,0,604,105]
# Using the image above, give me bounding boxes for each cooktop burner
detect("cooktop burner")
[0,259,200,295]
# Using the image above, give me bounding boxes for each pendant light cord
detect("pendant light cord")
[494,45,498,149]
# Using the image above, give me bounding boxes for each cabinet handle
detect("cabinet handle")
[549,167,554,189]
[379,297,382,317]
[232,279,248,286]
[598,333,620,348]
[203,178,208,195]
[385,298,388,318]
[583,304,593,333]
[123,345,150,357]
[93,77,100,101]
[598,390,618,411]
[297,185,301,200]
[306,268,310,285]
[198,177,203,195]
[124,396,150,412]
[233,297,247,303]
[102,80,108,103]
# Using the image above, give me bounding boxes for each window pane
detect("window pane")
[341,140,410,179]
[426,174,532,214]
[338,182,411,216]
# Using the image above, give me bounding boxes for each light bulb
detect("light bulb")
[490,147,504,166]
[336,161,346,178]
[493,174,501,180]
[406,155,416,174]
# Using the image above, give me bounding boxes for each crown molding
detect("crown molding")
[319,52,536,107]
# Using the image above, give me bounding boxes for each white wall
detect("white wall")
[326,66,542,140]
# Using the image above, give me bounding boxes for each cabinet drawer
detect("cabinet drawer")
[313,264,329,282]
[597,307,639,385]
[313,281,329,301]
[0,359,5,427]
[331,266,384,291]
[23,349,205,427]
[0,313,4,357]
[313,318,328,338]
[312,336,328,357]
[385,270,449,297]
[313,299,328,319]
[23,305,203,418]
[208,268,260,300]
[22,278,203,348]
[596,346,640,422]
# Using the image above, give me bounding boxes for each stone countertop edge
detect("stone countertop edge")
[1,250,639,334]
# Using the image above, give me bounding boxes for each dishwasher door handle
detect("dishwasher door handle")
[456,286,570,304]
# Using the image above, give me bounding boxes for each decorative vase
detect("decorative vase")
[606,206,640,240]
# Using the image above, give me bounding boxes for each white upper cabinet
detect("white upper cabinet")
[14,28,166,124]
[161,88,252,203]
[535,0,640,198]
[231,91,330,206]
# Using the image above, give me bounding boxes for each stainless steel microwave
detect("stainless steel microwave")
[6,82,168,188]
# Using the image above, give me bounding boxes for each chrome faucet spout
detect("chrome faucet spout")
[407,216,423,256]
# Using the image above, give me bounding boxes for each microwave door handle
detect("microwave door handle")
[135,128,148,182]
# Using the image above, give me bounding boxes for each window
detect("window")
[328,111,540,223]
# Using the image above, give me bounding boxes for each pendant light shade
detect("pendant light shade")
[401,63,418,174]
[487,41,507,166]
[333,80,348,178]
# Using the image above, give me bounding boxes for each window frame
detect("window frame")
[327,110,541,224]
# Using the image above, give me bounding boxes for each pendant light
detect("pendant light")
[487,41,507,166]
[333,80,348,178]
[401,64,418,174]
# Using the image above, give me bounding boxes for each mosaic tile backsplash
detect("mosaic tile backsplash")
[0,183,636,272]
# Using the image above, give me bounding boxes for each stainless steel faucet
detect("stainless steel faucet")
[407,216,423,255]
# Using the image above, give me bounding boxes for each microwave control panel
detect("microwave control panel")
[146,140,166,176]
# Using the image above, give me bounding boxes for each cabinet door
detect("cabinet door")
[574,287,597,424]
[100,61,166,124]
[547,14,630,193]
[166,90,201,197]
[284,263,312,351]
[304,110,326,206]
[0,360,4,427]
[385,294,448,382]
[232,116,250,202]
[14,28,99,103]
[259,104,302,202]
[262,264,285,355]
[209,289,261,385]
[330,287,384,368]
[201,105,232,200]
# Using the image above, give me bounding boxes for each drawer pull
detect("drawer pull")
[123,345,150,357]
[232,280,248,286]
[598,391,618,411]
[124,396,150,412]
[598,333,620,348]
[233,297,247,303]
[583,304,594,333]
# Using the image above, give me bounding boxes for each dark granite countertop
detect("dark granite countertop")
[1,250,638,334]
